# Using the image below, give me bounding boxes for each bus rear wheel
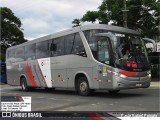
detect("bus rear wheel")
[108,90,120,94]
[21,77,29,91]
[77,77,91,96]
[45,88,55,91]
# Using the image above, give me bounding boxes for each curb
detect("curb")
[150,81,160,88]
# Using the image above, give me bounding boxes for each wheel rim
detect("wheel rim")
[80,81,87,92]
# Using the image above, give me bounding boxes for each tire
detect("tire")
[20,77,29,91]
[45,88,55,91]
[77,77,91,96]
[108,90,120,94]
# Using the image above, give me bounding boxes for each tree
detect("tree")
[0,7,26,61]
[80,0,159,38]
[81,11,99,23]
[72,18,81,27]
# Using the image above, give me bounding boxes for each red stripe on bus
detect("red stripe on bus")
[37,61,48,87]
[119,71,137,76]
[26,63,36,87]
[88,113,103,120]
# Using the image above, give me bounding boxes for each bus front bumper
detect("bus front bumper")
[112,75,151,90]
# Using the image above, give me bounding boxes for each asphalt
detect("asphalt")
[0,81,159,112]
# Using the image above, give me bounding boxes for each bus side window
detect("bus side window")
[50,37,64,57]
[83,30,97,58]
[97,37,110,65]
[65,33,86,57]
[72,33,87,57]
[50,42,57,57]
[25,44,36,61]
[50,43,57,51]
[36,41,49,59]
[7,49,16,63]
[65,34,75,55]
[15,47,25,62]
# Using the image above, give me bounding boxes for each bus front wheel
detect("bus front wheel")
[77,77,91,96]
[21,77,29,91]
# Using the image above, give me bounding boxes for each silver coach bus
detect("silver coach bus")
[6,24,151,96]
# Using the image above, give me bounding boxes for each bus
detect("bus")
[6,24,151,96]
[143,38,160,78]
[0,62,7,84]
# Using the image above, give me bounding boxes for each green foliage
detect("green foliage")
[81,11,99,23]
[0,7,26,61]
[72,18,81,27]
[98,0,124,25]
[80,0,159,38]
[0,53,6,62]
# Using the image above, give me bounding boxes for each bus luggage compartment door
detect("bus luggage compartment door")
[50,57,67,88]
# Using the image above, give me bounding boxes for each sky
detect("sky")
[1,0,102,40]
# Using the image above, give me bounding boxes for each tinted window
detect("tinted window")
[7,49,15,63]
[25,44,36,60]
[15,47,25,62]
[36,41,49,59]
[97,37,110,65]
[50,37,64,57]
[83,30,107,52]
[65,33,86,57]
[65,34,75,54]
[83,30,97,58]
[115,34,149,69]
[83,30,111,65]
[72,33,86,56]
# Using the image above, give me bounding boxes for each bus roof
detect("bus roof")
[7,24,140,50]
[80,24,140,35]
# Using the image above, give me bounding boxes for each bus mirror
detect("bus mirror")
[50,43,57,51]
[143,38,156,52]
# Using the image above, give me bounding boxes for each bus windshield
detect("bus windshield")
[114,33,150,70]
[85,31,150,71]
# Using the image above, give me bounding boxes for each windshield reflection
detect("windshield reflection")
[115,33,150,69]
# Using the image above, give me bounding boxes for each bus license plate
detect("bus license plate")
[136,84,142,87]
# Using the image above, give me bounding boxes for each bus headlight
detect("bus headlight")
[112,71,119,76]
[112,71,127,78]
[148,74,151,78]
[119,74,127,79]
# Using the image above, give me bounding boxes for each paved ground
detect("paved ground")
[0,81,159,112]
